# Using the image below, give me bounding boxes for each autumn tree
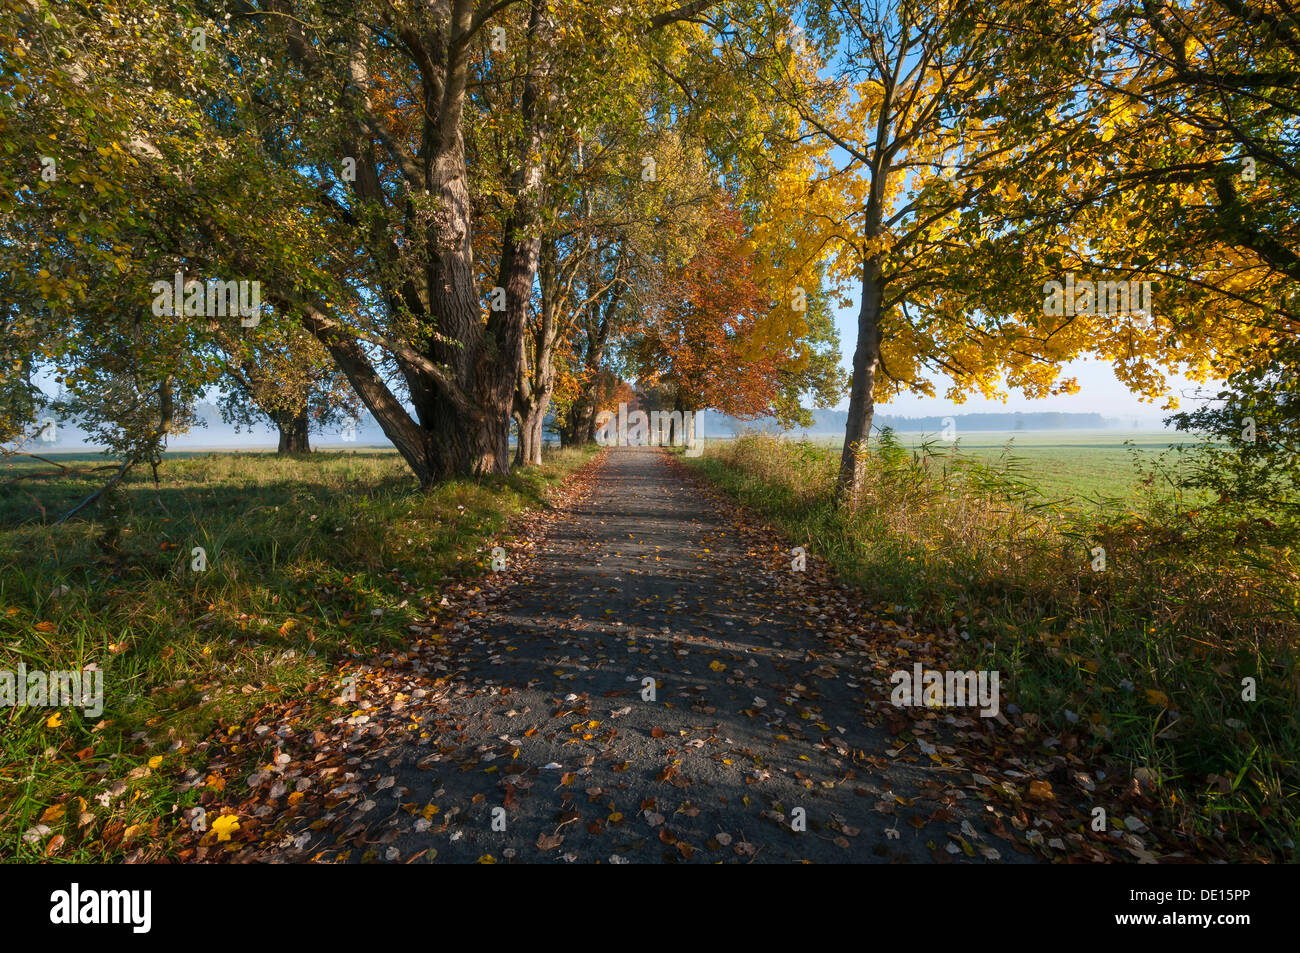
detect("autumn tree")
[628,196,838,421]
[717,1,1272,503]
[771,267,846,428]
[471,73,722,464]
[4,0,737,488]
[1081,1,1300,528]
[1,0,234,486]
[925,0,1294,474]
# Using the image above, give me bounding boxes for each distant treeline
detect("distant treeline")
[697,410,1119,435]
[30,401,1124,451]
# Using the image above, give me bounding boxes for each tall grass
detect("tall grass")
[690,432,1298,859]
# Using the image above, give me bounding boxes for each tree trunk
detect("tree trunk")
[479,0,548,473]
[528,397,548,463]
[835,258,885,505]
[514,384,552,466]
[559,412,579,447]
[276,408,312,454]
[239,0,556,489]
[569,403,595,446]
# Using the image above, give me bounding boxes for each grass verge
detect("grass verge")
[686,432,1298,860]
[0,446,595,861]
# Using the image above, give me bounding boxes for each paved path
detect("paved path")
[244,447,1040,864]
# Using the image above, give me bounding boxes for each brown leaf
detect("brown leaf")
[1027,780,1055,802]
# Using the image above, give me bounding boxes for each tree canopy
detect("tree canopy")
[2,0,1294,497]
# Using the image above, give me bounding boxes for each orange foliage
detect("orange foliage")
[634,199,782,416]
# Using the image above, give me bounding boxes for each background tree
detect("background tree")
[771,267,846,428]
[630,196,797,419]
[725,0,1067,501]
[212,322,364,454]
[1,0,234,494]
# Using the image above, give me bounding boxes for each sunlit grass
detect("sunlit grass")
[688,433,1298,860]
[0,447,594,861]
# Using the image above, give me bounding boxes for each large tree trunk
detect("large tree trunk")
[560,403,593,447]
[835,258,885,505]
[249,0,701,489]
[276,409,311,454]
[424,0,545,478]
[301,0,544,486]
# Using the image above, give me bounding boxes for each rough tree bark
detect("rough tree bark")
[515,235,570,466]
[835,256,884,504]
[275,408,312,454]
[238,1,708,485]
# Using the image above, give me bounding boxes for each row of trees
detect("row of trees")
[2,0,843,485]
[1,0,1295,503]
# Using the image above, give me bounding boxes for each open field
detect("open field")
[699,430,1209,502]
[899,431,1207,502]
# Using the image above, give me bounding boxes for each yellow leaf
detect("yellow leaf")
[40,803,66,824]
[709,661,726,672]
[211,814,240,842]
[45,713,63,728]
[1028,780,1055,801]
[1145,689,1169,707]
[147,756,163,770]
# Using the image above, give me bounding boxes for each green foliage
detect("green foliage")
[1169,337,1300,539]
[772,271,846,428]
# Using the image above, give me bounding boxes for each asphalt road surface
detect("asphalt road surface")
[247,447,1041,864]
